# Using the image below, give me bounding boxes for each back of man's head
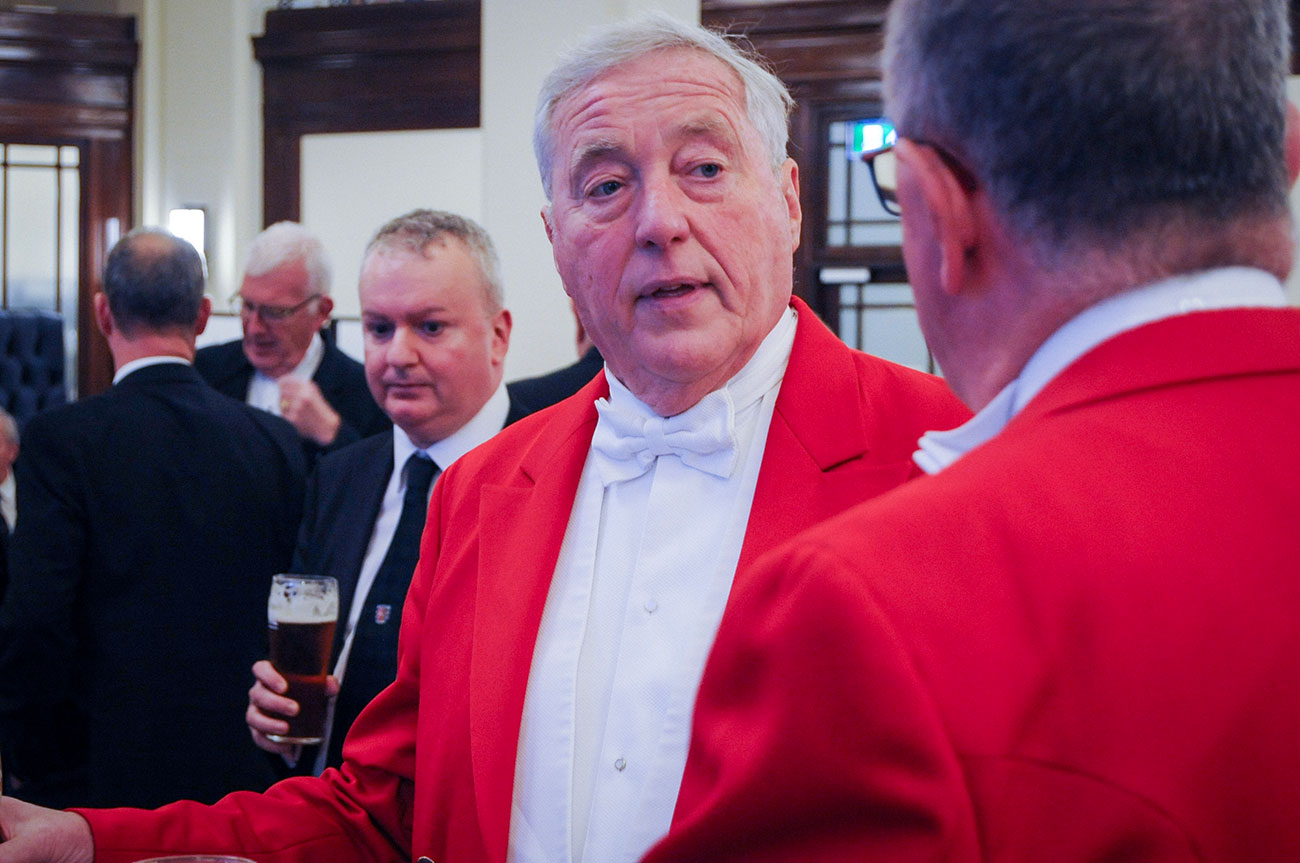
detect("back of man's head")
[245,221,332,297]
[885,0,1290,273]
[103,228,205,337]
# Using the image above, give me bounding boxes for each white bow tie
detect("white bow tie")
[590,388,738,485]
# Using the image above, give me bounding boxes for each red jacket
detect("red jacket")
[80,298,969,863]
[647,308,1300,863]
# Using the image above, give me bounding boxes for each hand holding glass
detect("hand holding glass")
[265,574,338,745]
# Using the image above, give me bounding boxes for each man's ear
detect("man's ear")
[541,206,554,245]
[195,295,212,336]
[1284,100,1300,186]
[895,139,979,297]
[93,291,114,338]
[780,157,803,252]
[490,308,512,366]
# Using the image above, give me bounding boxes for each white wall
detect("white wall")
[300,128,486,320]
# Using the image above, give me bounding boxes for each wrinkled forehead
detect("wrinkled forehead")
[548,48,754,166]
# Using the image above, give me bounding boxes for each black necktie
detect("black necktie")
[326,453,438,769]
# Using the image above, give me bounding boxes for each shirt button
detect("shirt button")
[614,757,627,772]
[643,598,658,614]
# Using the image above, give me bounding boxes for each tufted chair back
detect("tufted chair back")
[0,311,66,427]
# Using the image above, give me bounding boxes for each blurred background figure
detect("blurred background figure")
[195,221,389,451]
[507,302,603,414]
[0,228,306,809]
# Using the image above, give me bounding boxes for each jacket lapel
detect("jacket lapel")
[469,375,608,863]
[328,438,393,661]
[738,297,912,572]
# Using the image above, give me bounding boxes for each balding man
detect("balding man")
[0,229,306,811]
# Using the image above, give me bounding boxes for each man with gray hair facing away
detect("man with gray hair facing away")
[0,229,306,811]
[196,221,389,450]
[644,0,1300,860]
[0,15,967,861]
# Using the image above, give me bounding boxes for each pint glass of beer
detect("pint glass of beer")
[266,574,338,745]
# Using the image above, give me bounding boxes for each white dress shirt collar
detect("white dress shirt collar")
[602,305,798,420]
[914,266,1288,474]
[112,355,189,385]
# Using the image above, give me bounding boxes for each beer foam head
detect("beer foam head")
[268,575,338,623]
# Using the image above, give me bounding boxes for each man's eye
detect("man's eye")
[590,180,623,198]
[421,321,445,335]
[365,322,393,338]
[693,163,722,178]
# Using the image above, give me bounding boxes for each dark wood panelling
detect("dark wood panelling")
[0,10,136,397]
[1292,0,1299,74]
[252,0,481,226]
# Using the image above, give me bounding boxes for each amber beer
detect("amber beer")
[266,574,338,745]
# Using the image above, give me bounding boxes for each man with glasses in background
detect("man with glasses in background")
[196,221,390,450]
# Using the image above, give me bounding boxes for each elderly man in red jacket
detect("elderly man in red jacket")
[0,12,967,863]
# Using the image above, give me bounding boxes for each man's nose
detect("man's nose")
[244,309,269,335]
[386,325,418,365]
[634,173,690,249]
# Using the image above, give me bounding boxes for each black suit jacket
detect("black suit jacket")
[195,337,390,449]
[0,363,307,808]
[506,347,603,415]
[285,391,529,773]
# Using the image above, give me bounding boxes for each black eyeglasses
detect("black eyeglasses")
[857,119,976,218]
[234,293,322,322]
[855,118,902,216]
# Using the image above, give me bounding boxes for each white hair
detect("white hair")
[532,12,794,201]
[244,221,332,297]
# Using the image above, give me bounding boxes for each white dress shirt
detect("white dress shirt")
[914,267,1288,474]
[309,380,511,773]
[0,472,15,533]
[510,308,798,863]
[247,333,326,414]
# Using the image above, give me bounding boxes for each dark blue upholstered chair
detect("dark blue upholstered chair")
[0,311,66,428]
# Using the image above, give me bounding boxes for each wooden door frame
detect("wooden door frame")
[252,0,480,227]
[0,10,137,398]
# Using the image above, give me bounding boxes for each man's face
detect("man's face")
[542,48,802,415]
[239,261,332,379]
[359,240,511,448]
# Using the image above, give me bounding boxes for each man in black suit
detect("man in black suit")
[246,210,528,773]
[508,304,603,414]
[195,221,389,450]
[0,228,307,809]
